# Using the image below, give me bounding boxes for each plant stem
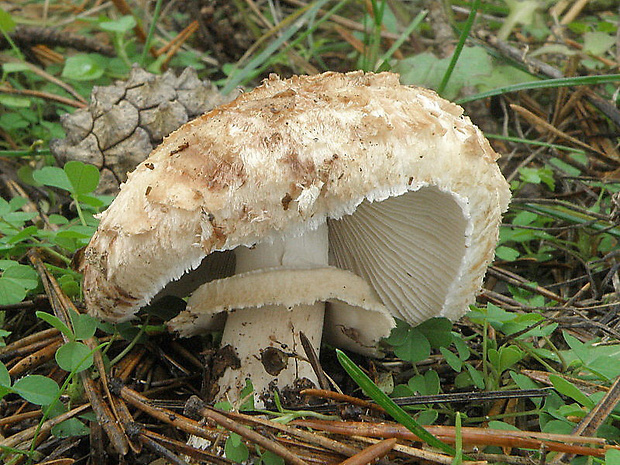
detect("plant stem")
[72,195,88,227]
[108,318,149,367]
[437,0,480,96]
[27,341,109,462]
[456,74,620,104]
[140,0,164,65]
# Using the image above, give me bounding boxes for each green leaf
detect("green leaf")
[51,417,90,438]
[2,62,29,73]
[6,225,38,245]
[337,349,459,457]
[548,157,582,177]
[49,214,69,225]
[55,226,96,240]
[393,328,430,363]
[59,275,80,298]
[606,448,620,465]
[519,166,555,190]
[36,311,74,340]
[503,315,556,339]
[115,322,147,343]
[542,419,574,435]
[13,375,60,405]
[512,211,540,226]
[408,370,441,396]
[64,161,100,195]
[488,346,523,373]
[0,113,28,132]
[0,95,32,108]
[477,65,538,93]
[99,15,137,33]
[259,450,285,465]
[56,341,93,373]
[0,8,16,32]
[498,346,523,373]
[416,409,438,426]
[396,47,493,100]
[0,260,20,270]
[497,0,540,40]
[385,319,410,346]
[488,348,500,370]
[495,246,520,261]
[599,424,620,444]
[416,318,452,348]
[225,433,249,463]
[239,379,255,411]
[407,374,427,396]
[0,264,38,305]
[468,303,513,324]
[45,398,67,419]
[465,363,485,389]
[61,55,105,81]
[509,372,543,408]
[391,384,414,398]
[440,347,463,372]
[0,361,10,387]
[0,198,9,217]
[549,375,594,408]
[451,333,470,360]
[214,400,233,412]
[70,310,97,340]
[0,276,27,305]
[76,193,104,207]
[583,32,615,56]
[2,264,38,290]
[488,420,521,431]
[33,166,73,192]
[562,332,590,362]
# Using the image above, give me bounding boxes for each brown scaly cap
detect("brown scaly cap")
[81,71,510,332]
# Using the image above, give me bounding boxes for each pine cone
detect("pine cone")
[51,66,232,194]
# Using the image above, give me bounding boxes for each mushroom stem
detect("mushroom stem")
[215,223,328,408]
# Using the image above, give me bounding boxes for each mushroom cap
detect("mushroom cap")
[81,71,510,335]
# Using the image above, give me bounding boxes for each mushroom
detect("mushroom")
[81,71,510,407]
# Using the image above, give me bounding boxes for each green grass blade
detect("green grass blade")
[437,0,481,96]
[485,134,586,154]
[0,149,51,158]
[361,0,386,71]
[456,74,620,104]
[376,10,427,71]
[222,0,332,94]
[336,349,460,457]
[521,203,620,238]
[227,0,351,93]
[453,412,463,465]
[140,0,164,66]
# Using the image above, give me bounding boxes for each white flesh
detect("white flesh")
[215,223,328,408]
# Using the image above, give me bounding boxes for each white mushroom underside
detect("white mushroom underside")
[168,265,395,355]
[330,186,467,325]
